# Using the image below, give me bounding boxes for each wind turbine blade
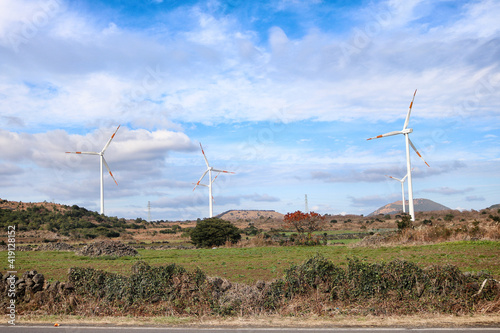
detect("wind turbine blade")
[66,151,99,155]
[367,131,402,140]
[193,169,209,191]
[102,157,118,185]
[408,138,430,167]
[211,172,221,184]
[101,125,121,153]
[211,168,235,174]
[199,143,210,167]
[386,175,402,182]
[403,89,417,130]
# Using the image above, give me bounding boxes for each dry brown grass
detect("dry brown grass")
[17,313,500,328]
[385,222,500,245]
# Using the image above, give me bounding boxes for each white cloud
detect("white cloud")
[0,127,195,170]
[446,0,500,39]
[1,0,498,128]
[422,186,474,196]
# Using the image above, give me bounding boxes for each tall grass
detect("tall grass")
[388,223,500,244]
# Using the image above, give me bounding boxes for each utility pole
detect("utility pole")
[147,201,151,222]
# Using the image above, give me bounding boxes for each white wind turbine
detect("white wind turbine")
[386,173,409,213]
[66,125,120,215]
[368,90,429,221]
[193,143,234,218]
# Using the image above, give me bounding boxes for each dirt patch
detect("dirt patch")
[76,240,138,257]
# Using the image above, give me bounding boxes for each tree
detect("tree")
[283,211,326,238]
[190,218,241,248]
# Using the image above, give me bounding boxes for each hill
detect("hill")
[369,198,451,216]
[0,199,70,212]
[217,209,284,222]
[0,198,146,240]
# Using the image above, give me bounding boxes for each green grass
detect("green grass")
[328,239,361,245]
[2,240,499,285]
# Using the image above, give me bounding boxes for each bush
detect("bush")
[29,256,500,316]
[242,225,259,236]
[190,218,241,248]
[106,231,120,238]
[489,214,500,223]
[397,214,413,230]
[159,229,176,234]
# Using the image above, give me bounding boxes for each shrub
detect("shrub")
[397,214,413,230]
[489,214,500,223]
[444,213,454,221]
[29,255,500,317]
[190,218,241,248]
[160,229,176,234]
[106,231,120,238]
[422,219,433,226]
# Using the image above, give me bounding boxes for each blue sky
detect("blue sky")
[0,0,499,220]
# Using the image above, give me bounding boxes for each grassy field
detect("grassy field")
[4,240,499,284]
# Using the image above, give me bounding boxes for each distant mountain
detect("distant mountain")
[217,210,284,221]
[369,198,451,216]
[489,204,500,210]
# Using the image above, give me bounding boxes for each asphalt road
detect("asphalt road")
[1,326,500,333]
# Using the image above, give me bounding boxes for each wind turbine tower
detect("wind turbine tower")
[305,194,309,213]
[386,174,409,213]
[193,143,235,218]
[367,90,429,221]
[66,125,120,215]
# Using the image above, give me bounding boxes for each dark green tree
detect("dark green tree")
[190,218,241,248]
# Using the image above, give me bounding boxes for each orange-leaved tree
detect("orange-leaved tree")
[283,211,325,238]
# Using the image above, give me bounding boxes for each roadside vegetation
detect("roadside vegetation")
[5,255,499,318]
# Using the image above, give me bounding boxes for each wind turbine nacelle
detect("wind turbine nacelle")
[402,128,413,134]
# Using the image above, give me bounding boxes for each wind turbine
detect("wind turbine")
[386,173,409,213]
[368,90,429,221]
[66,125,120,215]
[193,143,234,218]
